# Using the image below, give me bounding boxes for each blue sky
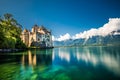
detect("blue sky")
[0,0,120,38]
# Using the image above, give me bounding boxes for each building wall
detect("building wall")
[21,26,53,47]
[21,32,29,46]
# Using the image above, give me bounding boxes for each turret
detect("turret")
[32,24,39,32]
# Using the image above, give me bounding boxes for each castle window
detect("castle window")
[38,38,40,41]
[31,37,34,42]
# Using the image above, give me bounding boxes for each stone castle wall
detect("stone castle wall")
[21,25,53,47]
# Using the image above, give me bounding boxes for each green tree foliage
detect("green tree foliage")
[0,24,5,48]
[0,13,26,49]
[15,38,26,49]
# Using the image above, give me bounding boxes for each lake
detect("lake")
[0,46,120,80]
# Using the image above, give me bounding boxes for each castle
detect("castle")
[21,25,53,48]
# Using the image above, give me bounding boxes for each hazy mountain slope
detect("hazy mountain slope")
[53,33,120,46]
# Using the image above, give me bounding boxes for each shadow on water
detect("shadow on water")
[0,46,120,80]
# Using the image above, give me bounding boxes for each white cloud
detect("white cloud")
[98,18,120,36]
[53,33,71,41]
[53,18,120,41]
[73,18,120,39]
[72,28,98,39]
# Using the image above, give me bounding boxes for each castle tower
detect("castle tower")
[32,24,39,33]
[21,29,30,46]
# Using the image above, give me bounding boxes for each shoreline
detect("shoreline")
[1,45,119,53]
[0,47,54,53]
[0,49,27,53]
[54,44,120,48]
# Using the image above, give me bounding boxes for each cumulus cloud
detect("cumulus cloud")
[52,33,71,41]
[73,18,120,39]
[53,18,120,41]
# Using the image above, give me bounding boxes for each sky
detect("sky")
[0,0,120,40]
[53,18,120,41]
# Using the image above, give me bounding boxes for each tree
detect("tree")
[0,24,5,48]
[0,13,26,49]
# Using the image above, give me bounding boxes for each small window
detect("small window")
[38,38,40,41]
[31,37,34,42]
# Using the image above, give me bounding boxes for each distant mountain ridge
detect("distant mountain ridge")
[53,18,120,46]
[53,30,120,46]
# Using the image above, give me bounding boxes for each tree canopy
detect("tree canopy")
[0,13,26,49]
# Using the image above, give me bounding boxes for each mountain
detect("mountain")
[53,31,120,47]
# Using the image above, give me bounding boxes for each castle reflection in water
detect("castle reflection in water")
[20,46,120,76]
[21,49,53,66]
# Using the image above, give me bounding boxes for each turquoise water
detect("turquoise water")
[0,46,120,80]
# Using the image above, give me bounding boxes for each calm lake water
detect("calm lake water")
[0,46,120,80]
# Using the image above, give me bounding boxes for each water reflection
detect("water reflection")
[19,49,53,80]
[0,46,120,80]
[53,46,120,76]
[21,51,37,66]
[58,48,70,62]
[21,49,52,66]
